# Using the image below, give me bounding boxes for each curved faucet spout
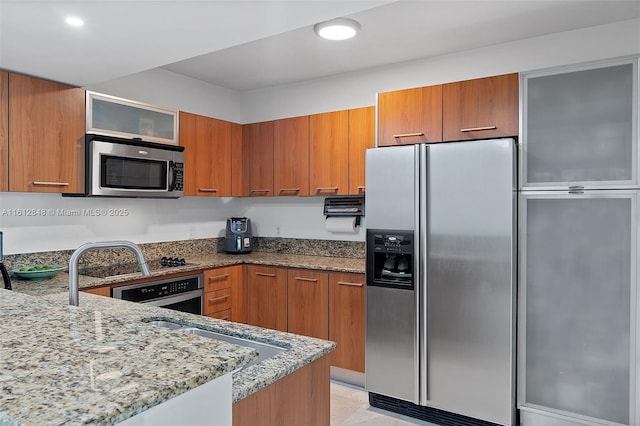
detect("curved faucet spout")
[69,240,150,306]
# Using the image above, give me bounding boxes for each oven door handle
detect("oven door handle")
[140,289,203,308]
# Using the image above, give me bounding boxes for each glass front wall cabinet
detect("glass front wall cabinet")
[521,58,638,190]
[86,91,179,145]
[518,191,638,426]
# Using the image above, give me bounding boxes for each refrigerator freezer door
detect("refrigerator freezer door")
[424,138,516,425]
[366,285,419,403]
[365,145,420,404]
[365,144,417,231]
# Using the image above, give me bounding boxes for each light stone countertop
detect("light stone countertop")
[10,251,365,297]
[0,289,257,425]
[3,251,346,424]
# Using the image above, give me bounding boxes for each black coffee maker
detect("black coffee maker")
[224,217,253,254]
[1,231,12,290]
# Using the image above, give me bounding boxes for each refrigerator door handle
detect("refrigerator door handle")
[417,144,429,405]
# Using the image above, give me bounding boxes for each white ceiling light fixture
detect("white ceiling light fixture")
[314,18,361,41]
[65,16,85,27]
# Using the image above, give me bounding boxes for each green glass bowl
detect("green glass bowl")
[12,265,65,281]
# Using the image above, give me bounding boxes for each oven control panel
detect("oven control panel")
[114,274,202,303]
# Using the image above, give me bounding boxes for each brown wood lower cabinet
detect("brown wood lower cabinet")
[80,286,111,297]
[246,265,288,332]
[329,272,365,373]
[204,265,245,323]
[287,269,329,340]
[233,354,330,426]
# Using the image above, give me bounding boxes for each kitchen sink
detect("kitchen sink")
[180,328,286,369]
[145,320,286,369]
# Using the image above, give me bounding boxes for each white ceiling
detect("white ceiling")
[1,0,639,91]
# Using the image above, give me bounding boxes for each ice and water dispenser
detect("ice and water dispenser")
[366,229,414,290]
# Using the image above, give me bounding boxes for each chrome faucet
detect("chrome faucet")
[68,240,150,306]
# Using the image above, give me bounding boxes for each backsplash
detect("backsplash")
[254,237,364,258]
[2,237,364,270]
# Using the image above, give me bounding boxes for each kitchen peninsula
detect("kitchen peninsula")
[1,240,356,425]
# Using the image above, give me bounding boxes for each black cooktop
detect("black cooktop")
[79,258,196,278]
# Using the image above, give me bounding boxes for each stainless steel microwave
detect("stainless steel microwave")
[84,134,184,198]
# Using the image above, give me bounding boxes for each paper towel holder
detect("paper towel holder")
[323,196,364,226]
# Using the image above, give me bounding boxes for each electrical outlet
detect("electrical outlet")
[274,225,281,237]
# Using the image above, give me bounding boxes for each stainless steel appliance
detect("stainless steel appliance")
[112,273,203,315]
[82,134,184,198]
[224,217,253,254]
[0,231,11,290]
[365,139,516,425]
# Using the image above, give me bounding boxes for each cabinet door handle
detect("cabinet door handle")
[32,181,70,186]
[316,187,338,192]
[208,274,229,281]
[250,189,271,193]
[460,126,497,132]
[357,186,365,192]
[256,272,277,277]
[279,188,300,193]
[337,281,364,287]
[568,185,585,194]
[393,132,424,138]
[208,295,230,303]
[198,188,218,192]
[295,277,319,282]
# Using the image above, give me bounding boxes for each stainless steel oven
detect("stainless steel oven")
[112,273,203,315]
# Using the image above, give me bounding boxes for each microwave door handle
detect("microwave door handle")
[168,161,177,191]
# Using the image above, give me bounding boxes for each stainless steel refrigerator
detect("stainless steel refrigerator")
[365,138,516,425]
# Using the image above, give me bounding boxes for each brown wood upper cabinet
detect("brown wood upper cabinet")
[348,106,375,194]
[242,121,274,197]
[377,85,443,146]
[287,268,329,340]
[8,73,85,193]
[442,73,519,142]
[230,123,246,197]
[180,111,232,197]
[0,71,7,192]
[274,116,309,196]
[310,110,349,195]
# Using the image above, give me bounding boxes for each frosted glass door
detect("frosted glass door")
[87,92,178,145]
[522,59,637,189]
[519,192,636,425]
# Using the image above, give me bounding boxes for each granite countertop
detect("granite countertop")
[0,289,257,425]
[10,252,366,297]
[2,251,346,423]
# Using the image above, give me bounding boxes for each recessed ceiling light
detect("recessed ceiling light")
[65,16,84,27]
[314,18,361,41]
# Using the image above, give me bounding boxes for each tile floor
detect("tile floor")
[330,381,438,426]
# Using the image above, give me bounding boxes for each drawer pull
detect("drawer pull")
[198,188,218,192]
[208,295,230,303]
[392,132,424,138]
[208,274,229,281]
[256,272,277,277]
[250,189,271,193]
[337,281,364,287]
[279,188,300,193]
[460,126,497,132]
[32,181,70,186]
[295,277,319,282]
